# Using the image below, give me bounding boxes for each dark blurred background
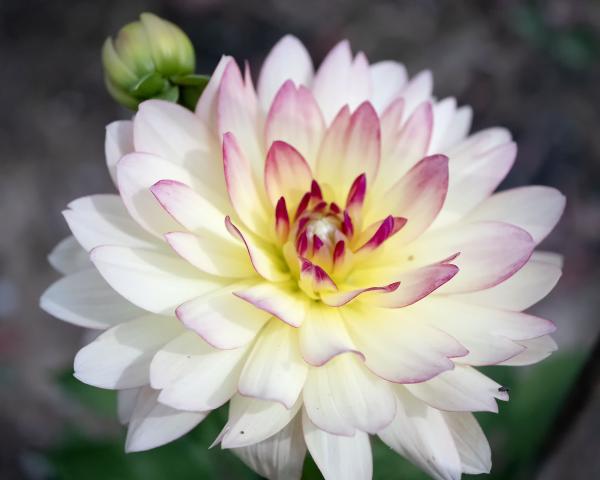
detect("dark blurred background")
[1,0,599,479]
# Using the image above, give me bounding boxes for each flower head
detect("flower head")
[42,35,565,479]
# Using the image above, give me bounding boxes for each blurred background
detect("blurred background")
[1,0,599,478]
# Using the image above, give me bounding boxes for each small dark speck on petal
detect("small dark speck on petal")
[498,386,510,393]
[407,255,414,261]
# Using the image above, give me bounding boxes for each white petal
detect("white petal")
[463,186,566,244]
[442,412,491,474]
[399,70,433,118]
[40,268,146,329]
[48,236,90,274]
[379,388,462,480]
[405,365,508,413]
[118,388,139,425]
[233,414,306,480]
[369,61,407,113]
[409,297,556,365]
[238,319,307,408]
[105,120,134,187]
[428,97,457,154]
[125,386,207,452]
[64,194,158,251]
[451,251,562,311]
[74,315,183,389]
[303,353,396,435]
[195,55,233,130]
[258,35,314,111]
[117,152,196,237]
[344,304,467,383]
[303,410,372,480]
[91,245,222,314]
[300,303,361,367]
[220,394,302,448]
[499,335,558,366]
[439,105,472,151]
[151,331,247,411]
[176,285,269,350]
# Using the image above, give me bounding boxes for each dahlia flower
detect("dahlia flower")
[41,35,565,479]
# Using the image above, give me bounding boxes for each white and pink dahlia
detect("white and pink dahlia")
[41,36,565,479]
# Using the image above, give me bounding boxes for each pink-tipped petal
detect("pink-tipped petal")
[275,197,290,243]
[265,81,325,168]
[265,141,313,206]
[299,258,338,298]
[321,282,400,307]
[382,154,449,245]
[357,215,407,252]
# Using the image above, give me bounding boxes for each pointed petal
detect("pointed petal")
[300,303,362,366]
[405,365,508,413]
[265,81,325,169]
[408,221,536,293]
[379,388,461,480]
[196,55,233,129]
[499,335,558,366]
[258,35,314,111]
[344,304,468,383]
[176,286,269,349]
[451,251,562,311]
[150,331,247,411]
[320,282,400,308]
[428,97,457,153]
[125,386,207,452]
[381,154,449,244]
[233,414,306,480]
[47,236,90,275]
[265,140,313,206]
[439,105,472,150]
[234,281,309,328]
[40,268,146,330]
[369,61,407,112]
[105,120,133,187]
[442,412,491,475]
[220,395,302,448]
[238,319,307,408]
[91,245,222,314]
[464,186,566,244]
[303,410,373,480]
[316,102,381,203]
[64,194,158,252]
[303,353,396,435]
[410,297,556,365]
[74,316,183,389]
[399,70,433,118]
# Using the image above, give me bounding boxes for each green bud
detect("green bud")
[102,12,198,110]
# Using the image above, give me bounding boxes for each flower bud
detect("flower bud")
[102,12,198,110]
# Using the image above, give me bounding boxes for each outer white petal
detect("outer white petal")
[303,353,396,436]
[410,297,556,365]
[105,120,134,187]
[499,335,558,366]
[233,414,306,480]
[405,365,508,413]
[451,251,562,311]
[398,70,433,118]
[302,410,372,480]
[74,315,183,389]
[195,55,233,131]
[40,268,146,329]
[117,152,197,237]
[64,194,158,251]
[47,236,90,275]
[369,61,407,113]
[134,100,226,208]
[463,186,566,244]
[442,412,491,474]
[150,331,247,411]
[428,97,457,154]
[91,245,222,314]
[219,395,302,448]
[176,285,269,350]
[125,386,207,452]
[379,388,462,480]
[118,388,139,425]
[257,35,314,111]
[238,319,307,409]
[438,105,472,151]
